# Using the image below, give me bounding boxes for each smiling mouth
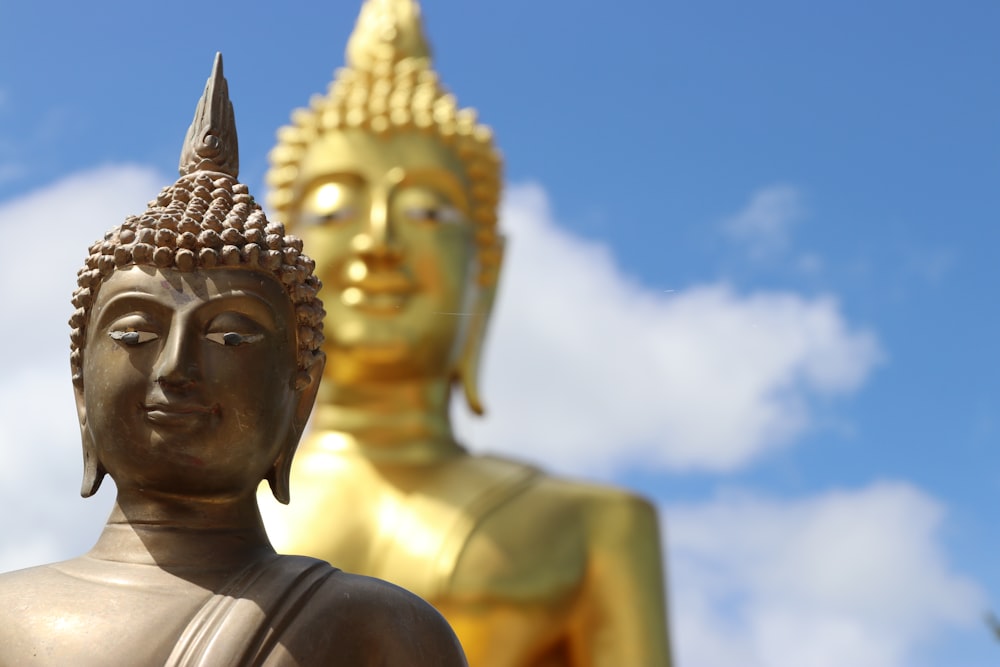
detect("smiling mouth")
[341,286,414,314]
[142,403,218,426]
[337,264,417,315]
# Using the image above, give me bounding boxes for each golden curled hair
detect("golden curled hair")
[266,0,503,287]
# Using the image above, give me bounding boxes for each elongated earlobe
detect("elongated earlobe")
[265,448,293,505]
[81,442,107,498]
[75,385,106,498]
[455,239,504,415]
[268,357,325,504]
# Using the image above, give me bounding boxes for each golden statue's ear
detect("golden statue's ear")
[267,356,325,504]
[75,383,106,498]
[455,238,505,416]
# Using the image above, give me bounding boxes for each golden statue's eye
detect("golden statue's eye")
[395,184,465,225]
[109,330,158,345]
[306,208,356,225]
[205,332,264,347]
[404,205,461,224]
[302,183,358,225]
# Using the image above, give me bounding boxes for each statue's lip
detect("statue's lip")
[342,270,416,295]
[142,402,218,423]
[143,402,216,413]
[340,286,412,314]
[339,270,416,314]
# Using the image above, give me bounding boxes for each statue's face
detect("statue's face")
[78,265,300,498]
[291,129,477,383]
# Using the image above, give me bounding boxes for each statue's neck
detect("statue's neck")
[88,494,274,571]
[307,376,465,465]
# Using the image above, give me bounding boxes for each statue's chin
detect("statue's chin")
[322,338,459,387]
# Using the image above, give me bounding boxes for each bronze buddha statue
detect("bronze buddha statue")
[259,2,673,665]
[0,54,466,666]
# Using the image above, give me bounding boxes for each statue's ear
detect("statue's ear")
[455,238,505,416]
[267,355,325,505]
[75,383,106,498]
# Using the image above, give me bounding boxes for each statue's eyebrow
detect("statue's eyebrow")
[302,171,366,194]
[197,291,279,330]
[396,167,469,212]
[93,293,164,330]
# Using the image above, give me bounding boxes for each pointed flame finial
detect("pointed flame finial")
[346,0,431,70]
[178,52,239,178]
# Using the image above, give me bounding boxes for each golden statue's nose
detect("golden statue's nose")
[351,195,403,262]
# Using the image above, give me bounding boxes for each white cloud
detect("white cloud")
[722,184,804,259]
[454,184,882,475]
[0,165,164,571]
[667,482,985,667]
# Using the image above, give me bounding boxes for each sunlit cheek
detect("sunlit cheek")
[300,228,351,283]
[413,248,473,307]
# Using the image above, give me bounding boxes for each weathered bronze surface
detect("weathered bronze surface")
[260,2,674,665]
[0,54,466,667]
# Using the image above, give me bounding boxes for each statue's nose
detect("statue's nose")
[351,191,402,262]
[154,330,200,388]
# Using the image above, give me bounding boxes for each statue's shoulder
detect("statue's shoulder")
[295,569,467,666]
[520,473,662,558]
[0,562,95,657]
[451,457,661,601]
[447,456,586,601]
[446,450,541,485]
[467,453,659,533]
[0,561,76,609]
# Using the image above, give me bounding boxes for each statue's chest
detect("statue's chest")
[0,571,211,667]
[280,454,549,601]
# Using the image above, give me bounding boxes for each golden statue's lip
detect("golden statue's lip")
[339,266,416,294]
[341,287,412,314]
[339,269,417,314]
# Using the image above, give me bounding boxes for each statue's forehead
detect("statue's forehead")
[298,129,467,185]
[97,265,290,309]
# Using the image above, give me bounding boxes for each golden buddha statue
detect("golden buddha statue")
[260,2,673,665]
[0,54,466,667]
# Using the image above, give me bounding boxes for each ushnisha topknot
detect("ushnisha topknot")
[69,53,325,387]
[267,0,503,288]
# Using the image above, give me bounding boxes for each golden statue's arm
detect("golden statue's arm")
[434,480,672,667]
[573,490,672,666]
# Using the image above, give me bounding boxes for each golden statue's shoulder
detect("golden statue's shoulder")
[450,453,659,599]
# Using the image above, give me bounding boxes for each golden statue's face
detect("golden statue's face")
[291,129,477,383]
[78,265,300,498]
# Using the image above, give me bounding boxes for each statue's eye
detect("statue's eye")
[109,330,158,345]
[205,332,264,346]
[305,206,356,226]
[303,183,358,226]
[404,205,461,224]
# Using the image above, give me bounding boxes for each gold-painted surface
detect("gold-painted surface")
[261,2,673,665]
[0,54,466,667]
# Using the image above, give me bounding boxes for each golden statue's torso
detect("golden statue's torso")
[263,439,667,667]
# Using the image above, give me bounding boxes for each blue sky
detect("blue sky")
[0,2,997,665]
